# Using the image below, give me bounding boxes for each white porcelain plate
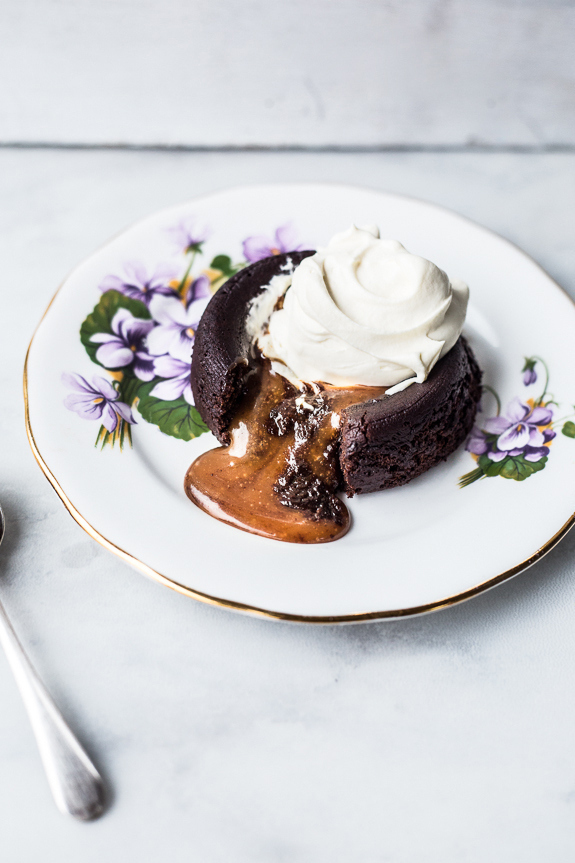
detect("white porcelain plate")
[25,184,575,622]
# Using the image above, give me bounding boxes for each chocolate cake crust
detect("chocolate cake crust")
[191,252,482,493]
[340,337,482,495]
[191,251,314,444]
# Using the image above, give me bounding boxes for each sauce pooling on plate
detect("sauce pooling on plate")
[185,361,386,544]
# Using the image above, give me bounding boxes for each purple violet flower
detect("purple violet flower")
[147,275,211,362]
[524,446,550,462]
[99,263,179,307]
[150,356,193,404]
[63,373,135,432]
[242,223,303,263]
[465,426,489,455]
[467,397,554,464]
[487,449,507,462]
[168,218,210,254]
[483,397,553,452]
[90,308,156,381]
[522,357,538,387]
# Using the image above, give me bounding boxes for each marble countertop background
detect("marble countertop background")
[1,0,575,859]
[1,149,574,863]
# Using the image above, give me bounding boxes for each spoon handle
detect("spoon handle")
[0,599,105,820]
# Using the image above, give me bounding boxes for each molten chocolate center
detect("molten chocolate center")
[185,361,386,544]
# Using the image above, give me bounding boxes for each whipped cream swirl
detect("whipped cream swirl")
[250,225,469,394]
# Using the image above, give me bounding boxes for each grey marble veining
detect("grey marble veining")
[1,149,575,861]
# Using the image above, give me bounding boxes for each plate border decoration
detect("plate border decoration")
[23,188,575,623]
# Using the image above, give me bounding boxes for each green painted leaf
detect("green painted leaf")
[499,457,518,480]
[80,290,150,368]
[210,254,234,275]
[210,254,244,279]
[562,421,575,438]
[137,392,209,441]
[530,456,548,473]
[517,458,536,480]
[500,454,547,481]
[475,452,548,482]
[483,458,506,477]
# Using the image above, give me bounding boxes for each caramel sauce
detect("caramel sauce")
[185,363,386,544]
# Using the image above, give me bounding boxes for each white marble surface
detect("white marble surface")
[1,149,575,861]
[1,0,574,146]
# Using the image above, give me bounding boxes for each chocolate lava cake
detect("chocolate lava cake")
[191,251,482,501]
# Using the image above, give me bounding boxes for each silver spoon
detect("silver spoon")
[0,505,105,820]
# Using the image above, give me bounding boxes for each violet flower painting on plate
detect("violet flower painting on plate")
[63,221,303,448]
[459,357,575,487]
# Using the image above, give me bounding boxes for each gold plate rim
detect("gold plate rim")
[23,189,575,624]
